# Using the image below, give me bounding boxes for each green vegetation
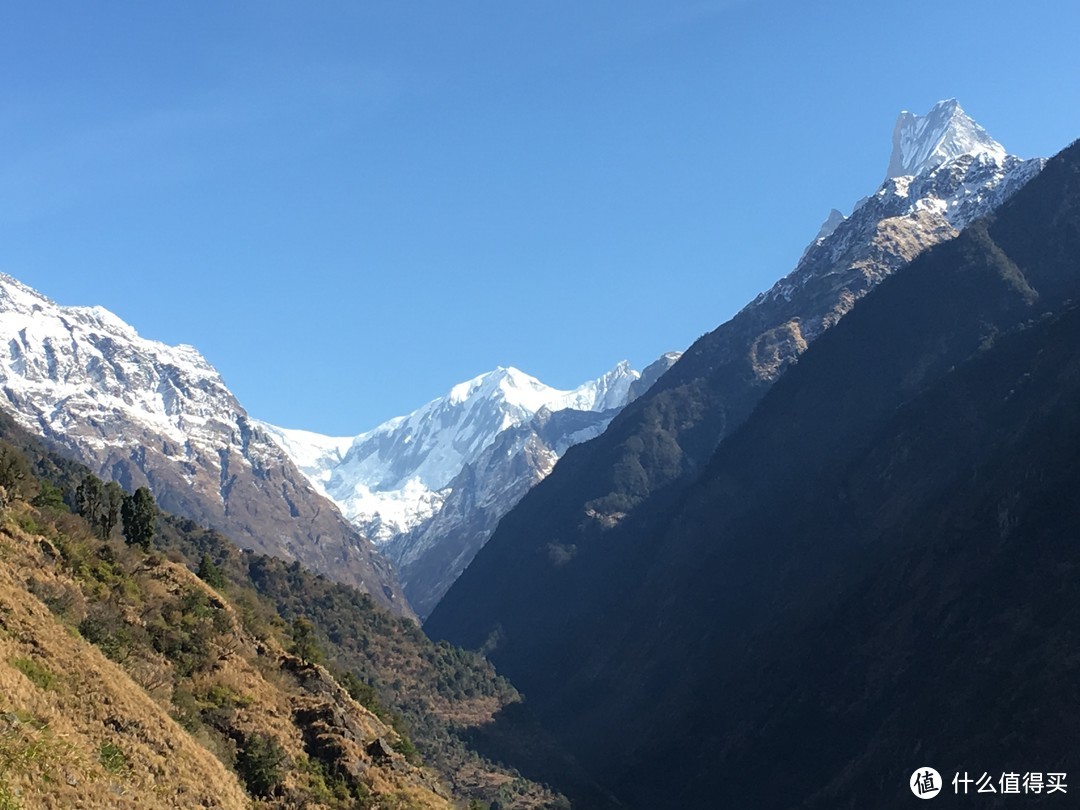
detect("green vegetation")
[9,657,56,691]
[0,714,74,803]
[296,755,371,805]
[235,733,285,797]
[289,616,322,665]
[120,487,155,550]
[0,411,568,808]
[392,732,421,765]
[29,479,64,511]
[97,741,128,774]
[0,778,18,810]
[196,552,225,589]
[0,443,30,498]
[157,516,524,785]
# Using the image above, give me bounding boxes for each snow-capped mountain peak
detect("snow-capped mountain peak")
[886,98,1006,180]
[583,359,639,411]
[447,363,637,413]
[0,272,231,447]
[447,366,562,410]
[0,271,409,613]
[747,99,1042,355]
[260,360,644,542]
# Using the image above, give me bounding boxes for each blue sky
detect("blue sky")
[2,1,1078,434]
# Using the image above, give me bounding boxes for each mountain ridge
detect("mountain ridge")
[578,142,1080,807]
[428,117,1076,809]
[262,353,680,615]
[0,410,578,808]
[886,98,1006,179]
[258,360,646,542]
[426,99,1047,787]
[0,273,410,616]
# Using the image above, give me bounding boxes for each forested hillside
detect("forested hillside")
[0,413,574,809]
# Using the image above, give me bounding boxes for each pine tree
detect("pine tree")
[101,481,124,540]
[0,443,29,496]
[290,616,322,665]
[76,474,104,528]
[120,487,156,550]
[197,553,226,590]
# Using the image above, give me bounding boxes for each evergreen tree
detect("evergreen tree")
[30,480,66,510]
[290,616,322,665]
[76,474,104,528]
[101,481,124,540]
[0,442,29,497]
[197,553,226,590]
[120,487,156,550]
[235,733,285,797]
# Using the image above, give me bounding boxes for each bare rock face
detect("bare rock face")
[0,276,410,617]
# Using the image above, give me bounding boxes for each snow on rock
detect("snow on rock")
[254,423,353,487]
[764,101,1044,317]
[261,361,645,543]
[0,273,240,452]
[379,354,681,618]
[0,273,411,615]
[886,99,1007,180]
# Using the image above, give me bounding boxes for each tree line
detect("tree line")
[74,474,157,549]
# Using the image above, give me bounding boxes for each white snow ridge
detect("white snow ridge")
[886,99,1007,180]
[0,272,238,452]
[257,362,643,543]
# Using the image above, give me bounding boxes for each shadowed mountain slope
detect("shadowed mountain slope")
[428,131,1079,806]
[428,101,1044,650]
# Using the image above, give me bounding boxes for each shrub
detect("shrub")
[30,480,65,511]
[79,613,133,663]
[236,733,285,797]
[0,443,30,497]
[336,670,380,711]
[392,733,421,765]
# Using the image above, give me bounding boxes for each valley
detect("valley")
[1,17,1076,804]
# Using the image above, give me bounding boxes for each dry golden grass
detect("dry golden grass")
[0,503,456,810]
[0,530,251,808]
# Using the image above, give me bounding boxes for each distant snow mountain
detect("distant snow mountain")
[260,355,679,616]
[886,98,1006,180]
[758,100,1043,332]
[260,362,642,541]
[268,100,1040,619]
[0,274,409,615]
[382,353,680,617]
[425,102,1050,776]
